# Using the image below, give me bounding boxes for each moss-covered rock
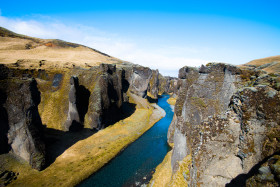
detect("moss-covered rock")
[160,63,280,186]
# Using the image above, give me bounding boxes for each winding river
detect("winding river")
[79,95,174,187]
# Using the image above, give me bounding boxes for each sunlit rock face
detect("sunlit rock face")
[168,63,280,186]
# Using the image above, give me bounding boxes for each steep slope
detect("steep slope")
[150,62,280,187]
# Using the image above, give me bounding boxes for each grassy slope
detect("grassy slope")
[149,152,192,187]
[241,55,280,74]
[149,151,173,187]
[4,103,164,187]
[0,27,122,68]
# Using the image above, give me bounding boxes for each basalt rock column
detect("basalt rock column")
[0,78,46,170]
[64,76,82,131]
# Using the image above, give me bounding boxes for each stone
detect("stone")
[0,78,45,170]
[166,63,280,186]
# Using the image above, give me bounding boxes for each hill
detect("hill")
[241,55,280,74]
[0,27,123,69]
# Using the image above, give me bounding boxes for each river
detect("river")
[79,94,174,187]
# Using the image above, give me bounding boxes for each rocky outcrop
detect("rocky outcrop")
[0,61,170,170]
[0,58,182,172]
[64,76,82,131]
[158,74,179,96]
[122,65,153,98]
[148,69,159,99]
[0,78,45,170]
[86,64,123,129]
[162,63,280,186]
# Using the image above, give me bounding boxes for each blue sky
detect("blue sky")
[1,0,280,76]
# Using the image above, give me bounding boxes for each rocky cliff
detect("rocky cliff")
[150,63,280,186]
[0,27,179,173]
[0,68,45,170]
[0,59,177,172]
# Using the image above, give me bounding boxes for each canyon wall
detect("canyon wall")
[151,63,280,186]
[0,66,45,170]
[0,61,177,170]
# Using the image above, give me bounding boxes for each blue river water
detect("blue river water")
[79,95,174,187]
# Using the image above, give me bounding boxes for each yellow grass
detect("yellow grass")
[149,152,192,187]
[0,37,121,68]
[168,154,192,187]
[167,97,176,106]
[243,55,280,74]
[246,55,280,67]
[5,106,164,187]
[149,151,173,187]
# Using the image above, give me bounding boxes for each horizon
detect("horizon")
[1,0,280,76]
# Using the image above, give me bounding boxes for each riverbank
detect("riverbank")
[2,100,165,187]
[148,151,173,187]
[79,94,173,187]
[167,97,176,106]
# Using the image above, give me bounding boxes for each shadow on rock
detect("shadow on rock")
[76,85,90,123]
[226,152,280,187]
[0,89,10,154]
[101,102,136,128]
[147,96,158,103]
[43,128,97,168]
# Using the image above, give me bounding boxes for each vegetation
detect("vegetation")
[167,97,176,106]
[149,153,192,187]
[149,151,172,187]
[4,105,163,187]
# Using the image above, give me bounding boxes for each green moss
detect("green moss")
[268,73,278,77]
[168,154,192,187]
[191,97,207,108]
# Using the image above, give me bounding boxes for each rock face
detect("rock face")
[166,63,280,186]
[147,69,159,99]
[64,76,82,131]
[158,74,180,97]
[0,78,45,170]
[86,64,123,129]
[0,62,175,169]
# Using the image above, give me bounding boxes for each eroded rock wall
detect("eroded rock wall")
[2,62,165,131]
[0,77,45,170]
[166,63,280,186]
[158,74,179,96]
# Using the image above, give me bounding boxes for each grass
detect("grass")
[149,151,173,187]
[149,152,192,187]
[38,70,71,130]
[167,97,176,106]
[168,154,192,187]
[5,104,164,187]
[244,55,280,74]
[191,97,207,108]
[0,27,122,68]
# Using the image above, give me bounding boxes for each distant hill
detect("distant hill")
[241,55,280,74]
[0,27,123,69]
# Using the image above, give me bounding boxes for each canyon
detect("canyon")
[0,27,178,186]
[0,27,280,187]
[150,60,280,186]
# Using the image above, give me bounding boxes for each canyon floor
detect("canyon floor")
[1,102,164,187]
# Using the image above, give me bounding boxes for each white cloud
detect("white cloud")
[0,15,207,77]
[123,50,207,76]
